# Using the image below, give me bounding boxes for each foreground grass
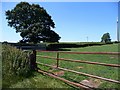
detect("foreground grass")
[10,72,75,89]
[37,44,119,88]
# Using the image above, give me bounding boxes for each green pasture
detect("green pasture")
[37,44,119,88]
[2,43,119,89]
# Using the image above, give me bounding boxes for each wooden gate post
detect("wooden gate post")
[30,50,37,70]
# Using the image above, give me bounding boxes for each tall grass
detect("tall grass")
[2,44,32,88]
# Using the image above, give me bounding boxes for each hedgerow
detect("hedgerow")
[2,44,32,87]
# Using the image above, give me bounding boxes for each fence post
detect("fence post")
[30,50,37,70]
[56,52,59,68]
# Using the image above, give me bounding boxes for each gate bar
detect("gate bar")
[37,50,120,55]
[37,69,92,89]
[37,55,120,67]
[37,62,120,84]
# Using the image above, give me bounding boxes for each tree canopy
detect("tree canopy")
[101,33,111,43]
[6,2,60,43]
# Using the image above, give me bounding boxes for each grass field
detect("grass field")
[37,44,119,88]
[8,44,119,89]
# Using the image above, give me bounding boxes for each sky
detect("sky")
[0,1,119,42]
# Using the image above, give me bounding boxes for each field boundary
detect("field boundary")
[36,50,120,89]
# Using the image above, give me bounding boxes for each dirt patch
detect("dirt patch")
[53,71,64,76]
[48,64,58,70]
[80,78,102,88]
[110,55,118,59]
[48,66,65,76]
[48,70,53,72]
[51,65,57,69]
[77,66,83,69]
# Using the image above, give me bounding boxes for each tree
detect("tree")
[101,33,111,43]
[20,23,61,43]
[6,2,60,44]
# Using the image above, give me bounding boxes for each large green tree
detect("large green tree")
[6,2,60,43]
[101,33,111,43]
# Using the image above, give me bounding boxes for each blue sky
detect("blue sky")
[1,2,118,42]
